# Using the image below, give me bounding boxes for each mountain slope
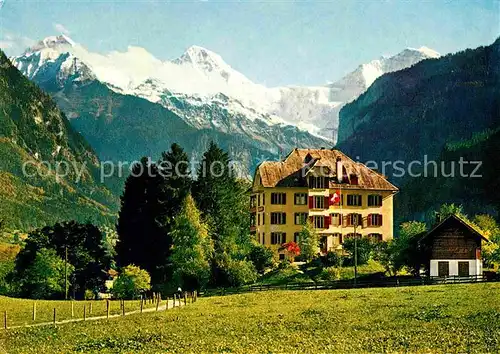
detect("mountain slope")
[336,38,500,221]
[395,126,500,225]
[0,49,118,230]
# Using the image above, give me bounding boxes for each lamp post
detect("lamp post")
[353,216,358,286]
[64,244,68,300]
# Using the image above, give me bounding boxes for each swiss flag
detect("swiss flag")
[330,190,341,205]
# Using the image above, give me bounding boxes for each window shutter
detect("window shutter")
[325,215,331,229]
[283,194,287,205]
[325,196,330,208]
[379,214,383,226]
[308,196,314,208]
[282,233,286,243]
[367,214,372,227]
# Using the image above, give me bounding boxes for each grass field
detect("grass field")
[1,283,499,353]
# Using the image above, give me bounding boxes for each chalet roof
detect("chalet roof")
[256,148,398,191]
[425,214,490,242]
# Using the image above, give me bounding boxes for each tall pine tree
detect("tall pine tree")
[192,141,252,285]
[116,144,192,287]
[116,158,167,284]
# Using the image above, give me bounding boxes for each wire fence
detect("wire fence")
[201,274,500,296]
[1,291,198,330]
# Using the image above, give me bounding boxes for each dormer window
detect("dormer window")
[309,176,328,189]
[304,153,314,164]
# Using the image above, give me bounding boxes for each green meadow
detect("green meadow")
[1,283,499,353]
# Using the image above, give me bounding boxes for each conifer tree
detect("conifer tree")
[193,142,250,252]
[116,144,192,286]
[192,141,253,285]
[116,157,169,284]
[157,143,192,229]
[169,195,213,290]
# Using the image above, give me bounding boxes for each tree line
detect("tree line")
[2,140,499,299]
[1,142,273,299]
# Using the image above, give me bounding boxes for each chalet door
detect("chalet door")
[438,261,449,277]
[458,262,470,277]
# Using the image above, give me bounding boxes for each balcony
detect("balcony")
[308,189,329,197]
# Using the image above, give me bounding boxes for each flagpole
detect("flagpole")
[340,183,343,241]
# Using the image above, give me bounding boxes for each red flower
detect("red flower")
[281,241,301,256]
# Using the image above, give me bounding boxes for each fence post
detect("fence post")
[89,302,93,315]
[166,297,169,310]
[106,299,110,319]
[173,294,176,307]
[71,301,74,318]
[83,305,86,321]
[184,292,187,306]
[122,300,125,316]
[32,302,36,321]
[4,310,7,329]
[53,308,56,325]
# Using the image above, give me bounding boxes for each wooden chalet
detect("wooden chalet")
[423,214,489,277]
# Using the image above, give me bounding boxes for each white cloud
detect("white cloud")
[0,32,35,54]
[0,40,12,49]
[53,23,70,36]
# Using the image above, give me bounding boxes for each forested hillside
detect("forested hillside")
[0,50,117,230]
[337,38,500,223]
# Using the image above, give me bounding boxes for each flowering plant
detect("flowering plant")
[280,241,301,256]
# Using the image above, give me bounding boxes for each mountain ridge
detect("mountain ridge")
[11,35,438,142]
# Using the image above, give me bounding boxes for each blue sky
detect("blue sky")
[0,0,498,86]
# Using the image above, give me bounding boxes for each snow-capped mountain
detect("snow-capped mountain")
[328,46,440,100]
[10,35,439,143]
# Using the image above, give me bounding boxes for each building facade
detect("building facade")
[250,148,398,259]
[423,214,488,277]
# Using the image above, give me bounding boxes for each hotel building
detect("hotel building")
[250,148,398,259]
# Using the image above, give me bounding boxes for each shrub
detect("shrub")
[319,266,341,281]
[249,244,275,274]
[226,259,258,287]
[112,265,151,299]
[84,289,95,300]
[321,251,344,267]
[342,238,373,266]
